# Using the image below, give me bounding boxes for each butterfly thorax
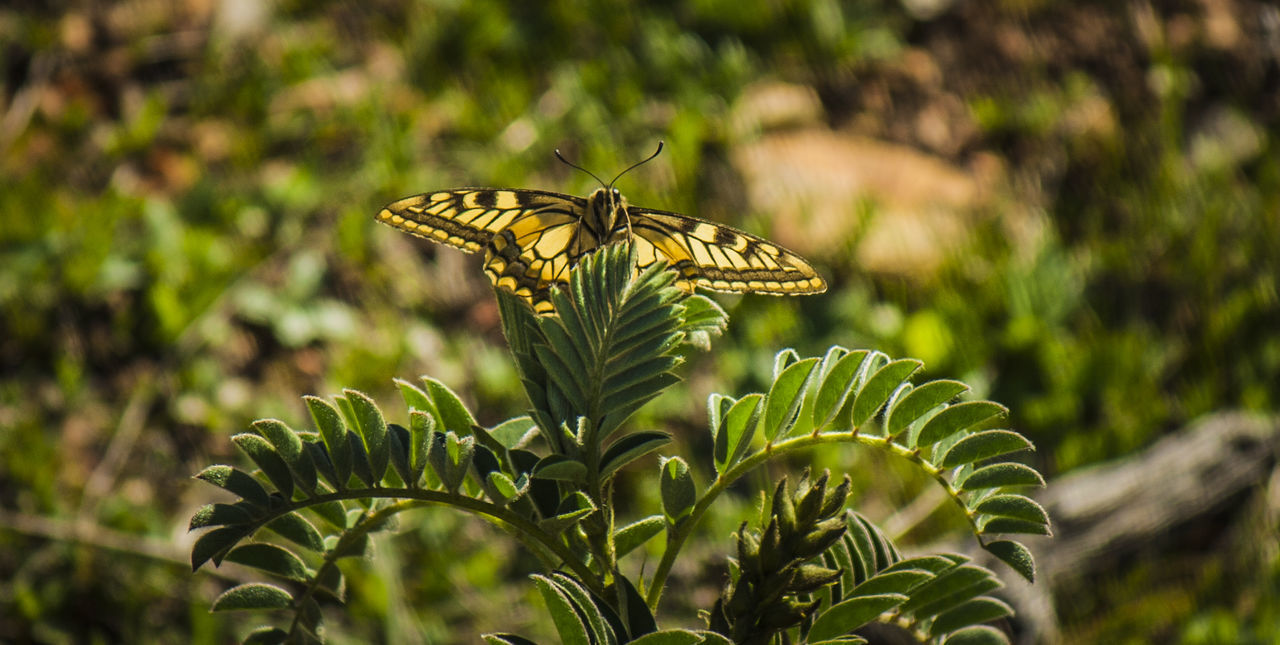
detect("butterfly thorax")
[584,187,632,248]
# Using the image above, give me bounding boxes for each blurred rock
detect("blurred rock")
[731,129,991,279]
[900,0,954,21]
[729,81,824,137]
[990,412,1280,644]
[214,0,269,41]
[1189,105,1264,172]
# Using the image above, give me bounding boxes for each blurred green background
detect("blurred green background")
[2,0,1278,642]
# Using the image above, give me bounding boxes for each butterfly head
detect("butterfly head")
[556,142,663,237]
[586,186,629,236]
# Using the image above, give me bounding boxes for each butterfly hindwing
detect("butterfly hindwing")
[379,188,588,313]
[483,204,586,314]
[628,207,827,295]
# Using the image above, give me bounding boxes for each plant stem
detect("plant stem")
[270,487,605,598]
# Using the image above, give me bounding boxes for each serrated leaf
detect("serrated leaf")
[940,430,1033,468]
[224,543,310,582]
[600,431,671,480]
[884,555,963,576]
[598,372,680,438]
[296,596,323,636]
[309,500,346,530]
[211,583,293,611]
[973,494,1049,525]
[979,517,1052,536]
[533,343,588,410]
[445,432,476,492]
[940,625,1010,645]
[387,423,412,487]
[347,431,374,487]
[395,378,435,415]
[331,533,370,559]
[851,512,899,573]
[714,393,762,474]
[408,410,435,487]
[607,572,658,637]
[627,631,703,645]
[471,443,502,480]
[983,540,1035,583]
[532,454,588,483]
[772,348,801,380]
[849,569,935,597]
[886,379,969,437]
[195,465,270,507]
[232,433,294,499]
[191,525,250,570]
[615,515,665,559]
[188,503,254,530]
[265,512,324,552]
[814,345,849,380]
[959,463,1045,490]
[929,597,1014,637]
[423,376,477,434]
[539,491,597,533]
[547,573,616,645]
[851,359,922,428]
[813,349,869,430]
[532,575,591,645]
[315,562,346,601]
[243,626,289,644]
[680,295,727,349]
[660,456,696,524]
[916,401,1007,448]
[305,396,351,487]
[252,419,317,494]
[761,357,820,442]
[344,389,389,484]
[707,393,734,444]
[303,440,340,491]
[489,416,538,449]
[696,633,734,645]
[807,593,908,641]
[604,354,679,397]
[843,520,876,586]
[826,534,857,601]
[486,471,520,504]
[483,635,540,645]
[898,565,1000,618]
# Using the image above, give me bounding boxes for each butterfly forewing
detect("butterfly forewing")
[377,185,825,314]
[629,208,826,295]
[376,189,585,253]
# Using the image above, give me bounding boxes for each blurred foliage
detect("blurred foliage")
[1,0,1277,642]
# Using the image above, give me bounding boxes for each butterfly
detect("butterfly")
[376,143,826,314]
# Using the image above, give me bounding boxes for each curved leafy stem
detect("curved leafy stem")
[645,350,1044,611]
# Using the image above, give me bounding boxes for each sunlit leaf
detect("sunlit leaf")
[211,583,293,612]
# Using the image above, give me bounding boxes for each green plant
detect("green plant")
[189,243,1049,643]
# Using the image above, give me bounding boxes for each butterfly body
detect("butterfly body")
[378,186,825,314]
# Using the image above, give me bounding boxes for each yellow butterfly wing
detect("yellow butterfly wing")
[378,187,826,314]
[377,189,584,252]
[377,189,589,313]
[627,207,827,295]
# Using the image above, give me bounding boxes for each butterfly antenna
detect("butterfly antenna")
[609,141,664,188]
[554,148,607,187]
